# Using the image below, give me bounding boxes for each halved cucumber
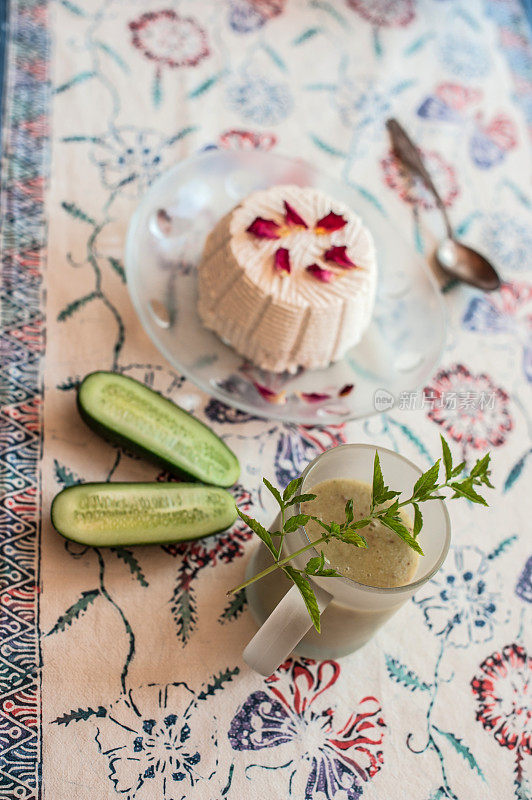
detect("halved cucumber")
[77,372,240,487]
[51,483,237,547]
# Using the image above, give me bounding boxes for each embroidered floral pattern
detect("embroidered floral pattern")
[469,112,518,169]
[90,127,171,196]
[226,73,293,125]
[164,485,254,643]
[228,0,285,33]
[481,212,532,273]
[423,364,513,451]
[381,148,459,209]
[129,10,209,105]
[94,682,223,800]
[462,282,532,382]
[228,658,385,799]
[471,644,531,753]
[414,546,503,648]
[346,0,416,27]
[438,29,492,79]
[129,11,209,69]
[516,556,532,604]
[417,83,517,169]
[11,2,532,799]
[274,425,346,486]
[204,398,258,424]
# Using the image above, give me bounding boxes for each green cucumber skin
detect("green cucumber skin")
[51,482,238,547]
[77,372,240,488]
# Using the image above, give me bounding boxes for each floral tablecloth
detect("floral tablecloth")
[1,1,531,798]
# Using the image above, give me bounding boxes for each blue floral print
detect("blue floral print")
[226,72,293,125]
[228,659,385,799]
[414,546,504,648]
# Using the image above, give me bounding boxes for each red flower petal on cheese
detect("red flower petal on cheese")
[274,247,291,274]
[315,212,347,234]
[247,217,282,239]
[338,383,354,397]
[300,392,331,403]
[306,264,335,282]
[253,382,286,404]
[324,245,357,269]
[284,201,308,229]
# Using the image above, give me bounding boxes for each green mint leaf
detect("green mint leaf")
[263,477,283,508]
[413,503,423,537]
[450,481,488,506]
[285,493,317,508]
[372,451,385,509]
[283,476,303,501]
[283,566,321,632]
[379,489,402,502]
[236,509,277,557]
[305,553,325,574]
[441,435,453,481]
[470,452,490,479]
[336,529,368,548]
[412,460,441,500]
[304,552,340,577]
[451,461,466,478]
[345,499,354,525]
[380,515,424,555]
[283,513,310,533]
[310,516,331,531]
[481,473,495,489]
[384,499,399,516]
[347,517,372,530]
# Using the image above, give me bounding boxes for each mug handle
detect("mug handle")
[243,582,333,676]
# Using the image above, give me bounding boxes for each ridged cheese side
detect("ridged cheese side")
[197,185,377,373]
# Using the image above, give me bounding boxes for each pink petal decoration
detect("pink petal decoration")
[284,201,308,228]
[324,245,357,269]
[338,383,354,397]
[274,247,291,274]
[306,264,335,283]
[253,382,286,404]
[300,392,331,403]
[315,211,347,234]
[247,217,282,239]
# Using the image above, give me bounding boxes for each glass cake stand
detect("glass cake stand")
[125,150,446,424]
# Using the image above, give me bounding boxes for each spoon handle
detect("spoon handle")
[386,118,454,239]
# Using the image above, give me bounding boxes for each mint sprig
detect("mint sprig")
[229,435,494,633]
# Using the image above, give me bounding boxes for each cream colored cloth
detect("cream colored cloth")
[10,0,532,798]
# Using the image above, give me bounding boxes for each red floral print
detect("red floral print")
[346,0,416,28]
[129,10,209,69]
[471,644,531,754]
[424,364,512,450]
[381,147,459,210]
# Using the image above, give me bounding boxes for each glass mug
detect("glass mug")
[244,444,451,675]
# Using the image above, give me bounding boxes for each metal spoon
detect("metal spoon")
[386,118,501,291]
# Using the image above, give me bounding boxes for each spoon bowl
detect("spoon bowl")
[436,238,501,291]
[386,119,502,293]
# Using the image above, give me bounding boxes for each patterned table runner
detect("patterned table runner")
[1,1,531,798]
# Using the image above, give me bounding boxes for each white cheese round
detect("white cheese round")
[197,184,377,373]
